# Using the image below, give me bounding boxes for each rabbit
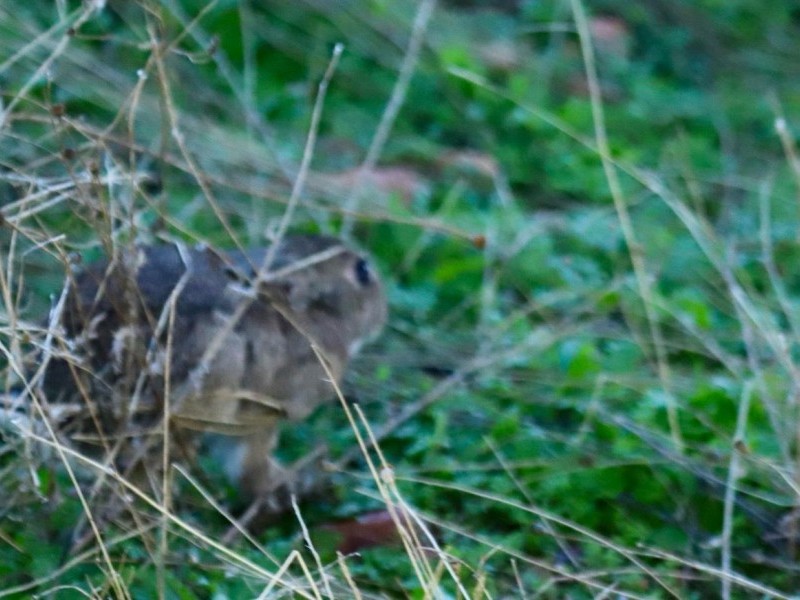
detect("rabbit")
[43,234,387,505]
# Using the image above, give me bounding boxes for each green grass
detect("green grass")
[2,0,800,597]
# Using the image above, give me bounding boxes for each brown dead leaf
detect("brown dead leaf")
[478,39,522,72]
[316,166,428,204]
[437,149,500,180]
[321,509,402,554]
[590,15,631,60]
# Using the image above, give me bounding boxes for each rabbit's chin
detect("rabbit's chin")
[348,338,365,356]
[349,321,386,356]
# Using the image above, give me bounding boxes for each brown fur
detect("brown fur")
[44,234,386,504]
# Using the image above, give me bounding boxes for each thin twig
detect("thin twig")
[340,0,437,236]
[570,0,682,449]
[257,42,343,273]
[720,381,754,600]
[176,43,344,409]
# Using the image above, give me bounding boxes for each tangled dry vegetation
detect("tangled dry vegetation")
[2,0,800,598]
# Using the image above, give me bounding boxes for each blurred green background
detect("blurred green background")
[2,0,800,597]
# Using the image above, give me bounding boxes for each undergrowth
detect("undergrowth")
[1,0,800,598]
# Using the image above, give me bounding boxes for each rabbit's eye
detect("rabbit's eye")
[354,258,372,286]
